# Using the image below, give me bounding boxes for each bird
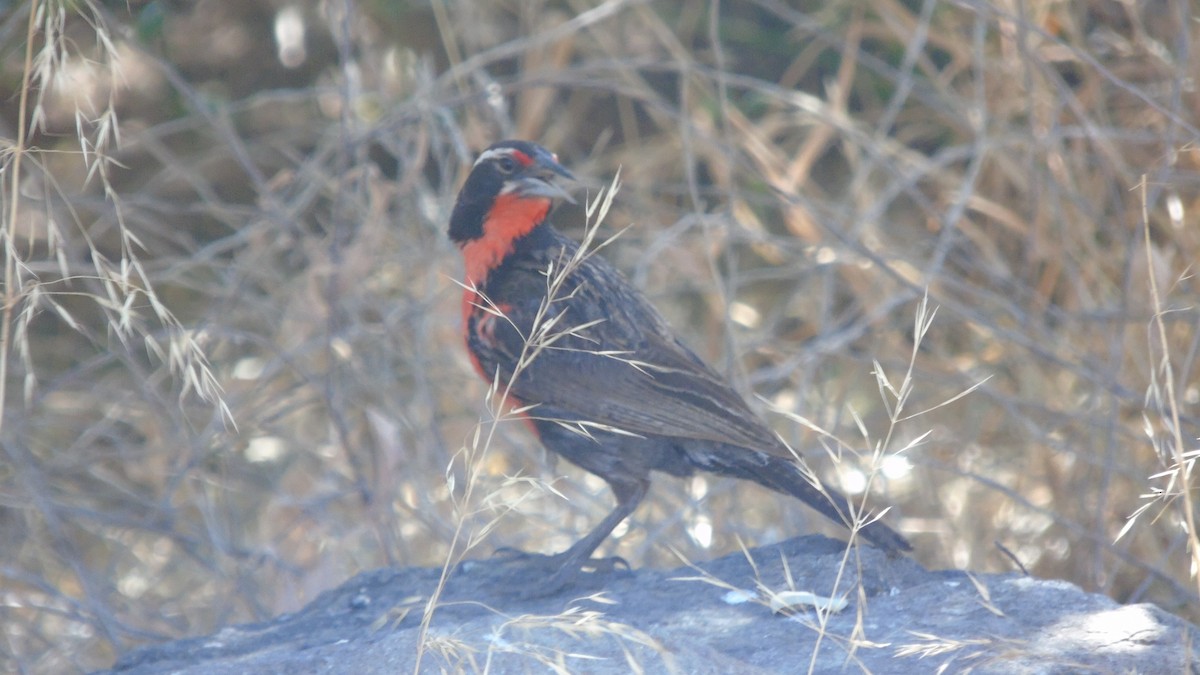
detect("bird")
[448,139,910,593]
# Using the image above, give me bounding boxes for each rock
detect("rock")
[99,536,1199,674]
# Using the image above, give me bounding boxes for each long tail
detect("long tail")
[696,447,911,554]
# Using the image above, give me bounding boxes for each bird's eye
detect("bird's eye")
[496,157,517,173]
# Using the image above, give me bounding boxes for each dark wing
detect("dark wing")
[474,232,789,456]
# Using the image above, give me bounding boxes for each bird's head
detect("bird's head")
[448,140,575,246]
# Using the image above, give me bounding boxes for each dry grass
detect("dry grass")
[1,0,1198,672]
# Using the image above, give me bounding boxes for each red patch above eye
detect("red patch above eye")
[512,151,534,167]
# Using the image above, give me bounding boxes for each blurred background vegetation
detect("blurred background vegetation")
[1,0,1197,671]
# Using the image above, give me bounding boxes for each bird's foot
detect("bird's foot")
[476,548,630,598]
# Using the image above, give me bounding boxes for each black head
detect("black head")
[448,140,575,244]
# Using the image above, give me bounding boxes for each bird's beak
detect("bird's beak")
[516,150,577,204]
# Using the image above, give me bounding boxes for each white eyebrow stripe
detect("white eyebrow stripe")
[473,147,518,168]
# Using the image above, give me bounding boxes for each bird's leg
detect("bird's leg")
[555,477,647,564]
[509,476,648,598]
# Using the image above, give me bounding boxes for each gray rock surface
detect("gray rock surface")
[101,536,1199,674]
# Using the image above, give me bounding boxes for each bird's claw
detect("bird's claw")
[465,548,631,598]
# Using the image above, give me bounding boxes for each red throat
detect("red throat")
[459,194,551,286]
[458,193,551,327]
[457,193,544,434]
